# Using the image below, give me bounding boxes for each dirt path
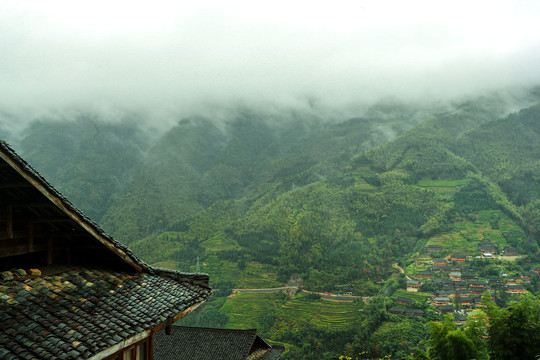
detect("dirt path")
[393,262,411,280]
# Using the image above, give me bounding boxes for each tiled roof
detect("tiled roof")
[154,326,283,360]
[0,267,211,360]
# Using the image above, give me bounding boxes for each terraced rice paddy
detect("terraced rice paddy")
[221,292,363,331]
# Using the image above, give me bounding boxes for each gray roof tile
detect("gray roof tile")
[0,268,211,359]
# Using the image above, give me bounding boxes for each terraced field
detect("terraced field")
[392,289,431,302]
[417,179,469,197]
[276,293,363,330]
[220,293,277,329]
[220,292,363,332]
[199,257,282,288]
[426,210,522,254]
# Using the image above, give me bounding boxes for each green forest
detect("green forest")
[7,88,540,359]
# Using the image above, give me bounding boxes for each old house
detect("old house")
[406,280,422,292]
[469,280,486,288]
[478,242,496,254]
[433,258,448,267]
[416,270,433,279]
[388,307,424,317]
[506,284,527,294]
[437,304,455,315]
[0,141,212,359]
[153,326,284,359]
[470,286,489,296]
[433,297,451,306]
[458,296,473,306]
[461,272,476,281]
[450,254,466,264]
[454,315,467,325]
[449,272,462,281]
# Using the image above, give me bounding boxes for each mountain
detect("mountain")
[6,88,540,359]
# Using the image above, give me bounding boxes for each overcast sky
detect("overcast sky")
[1,0,540,123]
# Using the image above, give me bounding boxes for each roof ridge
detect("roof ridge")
[175,325,257,333]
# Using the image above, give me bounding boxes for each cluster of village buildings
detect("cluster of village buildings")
[389,242,539,322]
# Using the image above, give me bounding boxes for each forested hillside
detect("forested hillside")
[5,89,540,359]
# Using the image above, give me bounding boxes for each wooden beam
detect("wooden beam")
[0,242,47,258]
[0,231,46,241]
[6,206,12,238]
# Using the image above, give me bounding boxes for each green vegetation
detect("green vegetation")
[425,298,540,360]
[12,90,540,359]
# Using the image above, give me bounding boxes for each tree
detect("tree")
[427,313,488,360]
[487,297,540,360]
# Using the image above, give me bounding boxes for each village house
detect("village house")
[153,327,284,359]
[432,296,451,306]
[388,307,425,317]
[454,315,467,325]
[474,297,485,308]
[0,141,213,359]
[506,284,527,294]
[450,254,466,264]
[433,258,448,267]
[406,280,422,292]
[416,270,433,279]
[521,272,536,279]
[478,241,496,254]
[437,304,455,315]
[469,280,487,288]
[342,286,353,296]
[470,286,489,296]
[449,272,462,281]
[461,272,476,281]
[459,296,474,306]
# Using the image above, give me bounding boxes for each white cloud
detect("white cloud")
[1,0,539,121]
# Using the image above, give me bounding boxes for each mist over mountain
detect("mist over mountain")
[2,2,540,358]
[2,85,540,359]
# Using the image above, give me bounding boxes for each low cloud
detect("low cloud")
[1,0,540,129]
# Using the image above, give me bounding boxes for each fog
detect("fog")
[1,0,540,130]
